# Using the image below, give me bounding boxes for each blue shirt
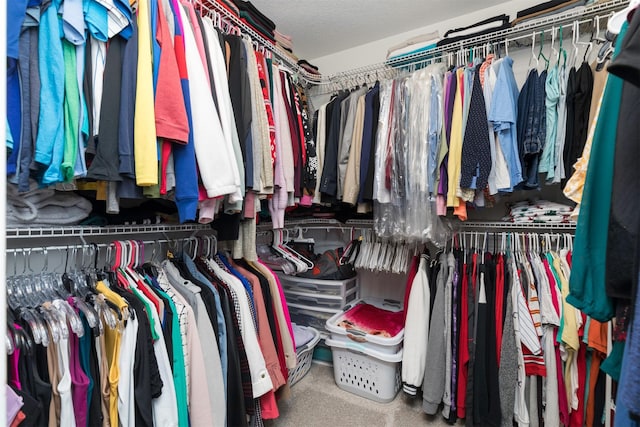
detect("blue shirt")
[84,0,109,41]
[428,74,443,194]
[34,1,65,184]
[62,0,86,45]
[489,57,523,190]
[7,0,29,59]
[181,255,228,398]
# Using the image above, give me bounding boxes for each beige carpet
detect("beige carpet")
[265,363,458,427]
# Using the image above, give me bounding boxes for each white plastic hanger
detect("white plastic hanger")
[609,0,640,34]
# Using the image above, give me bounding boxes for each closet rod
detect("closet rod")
[316,0,627,87]
[453,221,576,230]
[195,0,322,85]
[5,239,175,255]
[6,224,212,240]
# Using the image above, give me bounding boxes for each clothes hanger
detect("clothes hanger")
[550,26,559,66]
[28,249,67,343]
[529,32,539,70]
[538,31,550,70]
[557,26,567,68]
[272,229,308,273]
[281,230,314,269]
[608,0,640,35]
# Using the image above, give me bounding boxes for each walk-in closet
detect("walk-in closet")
[2,0,640,425]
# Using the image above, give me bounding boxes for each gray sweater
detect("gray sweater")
[422,254,448,414]
[499,283,518,427]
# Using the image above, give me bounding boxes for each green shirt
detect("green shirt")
[567,22,628,322]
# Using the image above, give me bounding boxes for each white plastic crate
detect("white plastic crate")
[325,298,404,355]
[288,326,321,386]
[324,338,402,403]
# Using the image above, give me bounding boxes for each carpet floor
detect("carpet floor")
[265,363,459,427]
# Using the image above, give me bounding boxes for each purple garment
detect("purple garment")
[6,385,23,425]
[68,302,89,427]
[438,71,457,196]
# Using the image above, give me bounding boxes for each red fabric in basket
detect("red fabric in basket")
[337,303,404,338]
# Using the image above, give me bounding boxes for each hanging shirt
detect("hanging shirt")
[567,23,628,323]
[539,65,560,180]
[134,0,159,186]
[489,57,522,190]
[34,1,65,184]
[95,281,128,427]
[402,255,432,395]
[447,68,465,208]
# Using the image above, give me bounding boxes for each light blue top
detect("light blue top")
[489,56,523,191]
[6,120,14,150]
[428,74,442,194]
[62,0,86,45]
[35,1,65,183]
[84,0,109,41]
[539,65,560,178]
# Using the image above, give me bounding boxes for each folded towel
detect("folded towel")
[7,181,93,227]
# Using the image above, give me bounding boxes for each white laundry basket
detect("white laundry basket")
[324,337,402,403]
[288,326,321,386]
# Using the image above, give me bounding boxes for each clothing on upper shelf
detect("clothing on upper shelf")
[6,0,316,234]
[6,247,296,427]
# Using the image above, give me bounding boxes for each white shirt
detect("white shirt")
[57,317,77,427]
[402,256,431,395]
[206,258,274,398]
[118,311,138,427]
[177,3,241,201]
[131,279,180,427]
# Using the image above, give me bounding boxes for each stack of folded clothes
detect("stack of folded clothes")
[297,59,321,77]
[437,14,511,47]
[275,29,294,52]
[503,200,575,224]
[232,0,276,43]
[511,0,587,26]
[386,31,440,61]
[209,0,239,17]
[275,30,300,62]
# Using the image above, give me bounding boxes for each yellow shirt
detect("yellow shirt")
[96,281,128,427]
[134,0,159,186]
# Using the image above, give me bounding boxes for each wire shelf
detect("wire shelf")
[452,221,577,230]
[197,0,322,85]
[6,224,213,239]
[316,0,627,87]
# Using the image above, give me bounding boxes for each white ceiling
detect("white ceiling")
[251,0,512,60]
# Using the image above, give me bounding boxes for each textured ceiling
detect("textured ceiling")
[250,0,512,59]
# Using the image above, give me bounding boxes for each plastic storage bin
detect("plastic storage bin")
[324,337,402,403]
[288,303,338,332]
[278,275,359,305]
[325,298,404,355]
[284,288,358,310]
[288,326,321,386]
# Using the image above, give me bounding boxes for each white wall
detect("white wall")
[310,0,550,76]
